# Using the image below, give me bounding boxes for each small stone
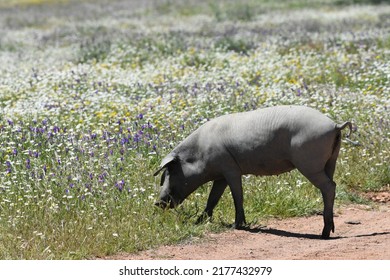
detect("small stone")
[345,220,361,225]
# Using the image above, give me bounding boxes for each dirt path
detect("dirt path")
[105,197,390,260]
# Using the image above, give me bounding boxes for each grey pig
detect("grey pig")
[154,105,352,239]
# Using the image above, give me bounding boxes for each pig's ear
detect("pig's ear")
[153,154,177,176]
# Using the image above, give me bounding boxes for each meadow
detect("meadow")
[0,0,389,259]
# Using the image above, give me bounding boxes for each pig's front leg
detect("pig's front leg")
[196,179,228,224]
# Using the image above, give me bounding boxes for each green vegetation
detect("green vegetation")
[0,0,389,259]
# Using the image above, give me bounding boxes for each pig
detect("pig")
[154,105,352,239]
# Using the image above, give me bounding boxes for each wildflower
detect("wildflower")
[98,173,106,183]
[6,161,12,173]
[115,180,125,192]
[85,183,92,192]
[120,137,129,145]
[133,133,141,143]
[26,159,31,169]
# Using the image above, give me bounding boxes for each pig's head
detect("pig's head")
[153,153,198,209]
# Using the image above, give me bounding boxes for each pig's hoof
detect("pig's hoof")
[321,231,330,239]
[232,222,248,230]
[321,224,335,239]
[195,213,210,225]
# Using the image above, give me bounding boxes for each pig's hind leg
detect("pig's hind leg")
[224,173,247,229]
[298,168,336,239]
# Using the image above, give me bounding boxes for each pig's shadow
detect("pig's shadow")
[246,226,333,240]
[220,222,326,239]
[241,225,390,240]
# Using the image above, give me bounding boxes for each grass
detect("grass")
[0,0,389,259]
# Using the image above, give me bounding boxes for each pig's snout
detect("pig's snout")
[154,200,169,209]
[154,194,181,209]
[154,196,175,209]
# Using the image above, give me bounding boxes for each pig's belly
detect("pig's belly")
[242,159,295,176]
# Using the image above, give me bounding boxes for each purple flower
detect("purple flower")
[85,183,92,192]
[120,137,129,145]
[98,173,107,183]
[7,119,13,126]
[115,180,125,192]
[6,161,12,173]
[138,113,143,120]
[133,133,141,143]
[26,159,31,169]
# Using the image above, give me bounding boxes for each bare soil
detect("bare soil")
[104,192,390,260]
